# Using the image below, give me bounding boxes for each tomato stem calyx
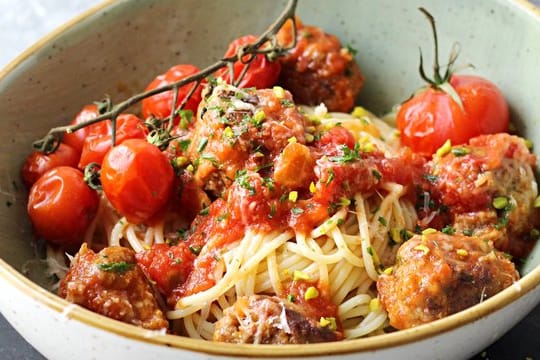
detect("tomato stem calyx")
[417,7,465,110]
[84,162,102,191]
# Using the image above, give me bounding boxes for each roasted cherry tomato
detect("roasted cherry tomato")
[101,139,174,224]
[62,104,101,153]
[141,64,205,121]
[215,35,281,89]
[27,166,99,248]
[396,10,509,156]
[78,114,148,169]
[397,75,509,156]
[21,143,79,188]
[136,243,196,296]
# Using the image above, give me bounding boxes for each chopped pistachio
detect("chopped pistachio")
[351,106,368,118]
[492,196,509,210]
[304,286,319,300]
[390,228,402,244]
[288,191,298,202]
[273,86,285,99]
[456,249,469,257]
[435,139,452,157]
[319,317,337,331]
[369,298,381,312]
[293,270,310,281]
[414,244,430,255]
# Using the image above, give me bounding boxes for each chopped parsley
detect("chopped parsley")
[196,137,208,153]
[345,43,358,56]
[451,147,470,157]
[423,173,439,184]
[291,207,304,215]
[235,169,256,196]
[97,261,134,273]
[329,143,361,164]
[178,109,193,129]
[441,225,456,235]
[178,139,191,152]
[189,245,202,255]
[280,99,294,107]
[326,168,335,185]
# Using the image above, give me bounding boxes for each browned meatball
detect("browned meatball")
[425,133,539,257]
[59,244,168,330]
[276,20,364,112]
[377,232,519,330]
[213,295,342,344]
[186,83,308,196]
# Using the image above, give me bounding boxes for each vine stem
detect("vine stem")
[34,0,298,153]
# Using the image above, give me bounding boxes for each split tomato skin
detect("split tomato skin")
[27,166,99,248]
[215,35,281,89]
[397,74,509,156]
[101,139,174,224]
[78,113,148,169]
[21,143,79,188]
[62,104,101,153]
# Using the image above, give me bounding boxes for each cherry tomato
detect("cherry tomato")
[78,114,148,169]
[141,64,205,121]
[101,139,174,224]
[62,104,101,153]
[27,166,99,248]
[397,75,509,156]
[215,35,281,89]
[21,143,79,188]
[136,243,195,296]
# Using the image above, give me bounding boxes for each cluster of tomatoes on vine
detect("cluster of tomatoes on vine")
[23,35,281,250]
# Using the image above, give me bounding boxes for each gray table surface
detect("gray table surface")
[1,0,539,359]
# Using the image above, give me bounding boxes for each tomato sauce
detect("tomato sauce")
[285,280,340,329]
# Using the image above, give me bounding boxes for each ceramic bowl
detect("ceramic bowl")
[1,0,540,359]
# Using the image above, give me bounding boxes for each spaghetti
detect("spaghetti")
[72,103,419,340]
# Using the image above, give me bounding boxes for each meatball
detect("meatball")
[377,232,519,330]
[276,20,364,112]
[213,295,342,344]
[59,244,168,330]
[186,83,308,196]
[425,133,539,256]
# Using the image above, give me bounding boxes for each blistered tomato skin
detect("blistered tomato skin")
[397,74,509,156]
[78,113,148,169]
[21,143,79,188]
[101,139,174,224]
[27,166,99,248]
[62,104,101,153]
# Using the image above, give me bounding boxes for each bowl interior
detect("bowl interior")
[0,0,539,349]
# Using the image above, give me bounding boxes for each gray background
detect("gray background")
[0,0,539,359]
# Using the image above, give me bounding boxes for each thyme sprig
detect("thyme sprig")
[33,0,298,154]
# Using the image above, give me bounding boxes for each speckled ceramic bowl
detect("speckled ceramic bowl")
[1,0,540,359]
